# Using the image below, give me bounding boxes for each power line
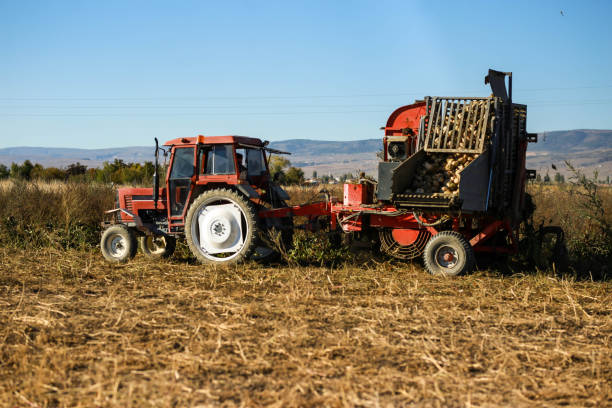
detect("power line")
[0,110,390,117]
[1,84,611,102]
[1,99,611,117]
[0,103,393,109]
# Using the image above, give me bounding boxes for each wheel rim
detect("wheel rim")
[435,245,458,269]
[144,236,167,255]
[107,234,128,259]
[190,199,248,261]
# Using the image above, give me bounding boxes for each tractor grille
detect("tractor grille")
[124,195,133,212]
[420,97,498,154]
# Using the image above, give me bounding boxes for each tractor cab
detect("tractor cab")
[162,135,281,231]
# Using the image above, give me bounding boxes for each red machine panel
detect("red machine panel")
[343,183,372,206]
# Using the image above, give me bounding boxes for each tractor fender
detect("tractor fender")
[270,184,290,201]
[236,184,260,199]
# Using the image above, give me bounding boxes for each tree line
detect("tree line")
[0,159,156,185]
[0,156,307,186]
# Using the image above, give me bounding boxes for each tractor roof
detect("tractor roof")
[163,135,265,147]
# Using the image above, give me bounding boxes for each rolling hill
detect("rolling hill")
[0,130,609,179]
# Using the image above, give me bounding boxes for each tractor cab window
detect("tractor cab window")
[169,147,195,216]
[235,148,247,175]
[246,148,266,177]
[204,145,235,175]
[235,147,266,183]
[170,147,195,179]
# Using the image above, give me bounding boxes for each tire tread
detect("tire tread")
[423,230,475,276]
[185,188,257,265]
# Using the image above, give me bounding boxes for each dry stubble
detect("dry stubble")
[1,248,610,407]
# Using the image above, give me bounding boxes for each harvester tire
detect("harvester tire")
[185,189,257,265]
[139,234,176,259]
[101,224,137,263]
[423,231,475,276]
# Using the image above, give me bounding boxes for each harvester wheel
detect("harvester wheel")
[139,234,176,259]
[423,231,475,276]
[100,224,137,263]
[185,189,257,265]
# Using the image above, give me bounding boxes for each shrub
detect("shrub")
[527,165,611,279]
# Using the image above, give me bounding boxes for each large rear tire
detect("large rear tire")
[423,231,475,276]
[101,224,137,263]
[185,189,257,265]
[138,235,176,259]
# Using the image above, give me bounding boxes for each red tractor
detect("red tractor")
[101,69,562,275]
[101,135,293,264]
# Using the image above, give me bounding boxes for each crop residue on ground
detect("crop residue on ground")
[1,248,610,407]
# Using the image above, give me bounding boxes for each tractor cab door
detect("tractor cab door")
[167,146,196,224]
[234,147,267,185]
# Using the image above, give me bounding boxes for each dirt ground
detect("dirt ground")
[1,247,610,407]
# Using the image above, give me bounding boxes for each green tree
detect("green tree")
[10,163,19,179]
[42,167,67,180]
[339,172,354,182]
[96,159,128,183]
[312,170,318,179]
[285,167,305,185]
[29,163,45,180]
[11,160,34,180]
[0,164,9,179]
[543,173,551,184]
[554,172,565,184]
[535,173,542,183]
[268,155,291,183]
[66,162,87,177]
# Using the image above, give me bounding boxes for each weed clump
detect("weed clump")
[527,164,611,279]
[564,163,612,277]
[267,228,353,267]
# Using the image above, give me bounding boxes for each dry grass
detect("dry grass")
[1,247,610,407]
[0,180,114,250]
[283,184,343,206]
[528,183,612,237]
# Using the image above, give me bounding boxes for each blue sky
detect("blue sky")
[1,0,611,148]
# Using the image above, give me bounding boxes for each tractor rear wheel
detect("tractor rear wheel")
[423,231,475,276]
[101,224,137,263]
[139,234,176,259]
[185,189,257,265]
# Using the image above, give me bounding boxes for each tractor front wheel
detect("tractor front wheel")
[423,231,475,276]
[101,225,137,263]
[139,235,176,259]
[185,189,257,265]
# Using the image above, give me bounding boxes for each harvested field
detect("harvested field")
[1,247,610,407]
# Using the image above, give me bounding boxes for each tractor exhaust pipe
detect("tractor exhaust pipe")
[153,137,159,209]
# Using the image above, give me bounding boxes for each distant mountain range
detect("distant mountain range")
[526,130,611,178]
[0,129,610,178]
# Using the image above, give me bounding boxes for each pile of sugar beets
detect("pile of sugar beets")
[408,153,479,196]
[407,100,494,196]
